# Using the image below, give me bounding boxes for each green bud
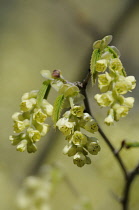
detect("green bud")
[73,152,86,167]
[59,84,79,97]
[34,122,50,136]
[63,110,71,118]
[9,133,26,145]
[125,76,136,90]
[41,100,53,116]
[27,142,37,153]
[13,119,29,133]
[82,113,92,122]
[109,58,123,72]
[70,106,84,117]
[95,59,107,72]
[114,81,128,95]
[20,98,36,112]
[63,144,77,156]
[123,97,134,109]
[113,104,129,121]
[21,90,38,101]
[56,118,75,136]
[83,119,98,133]
[72,131,87,146]
[98,72,112,92]
[12,112,24,121]
[86,138,101,155]
[104,108,114,126]
[101,51,112,59]
[94,91,114,107]
[33,109,47,123]
[51,80,64,92]
[16,140,27,152]
[40,70,52,80]
[27,128,41,142]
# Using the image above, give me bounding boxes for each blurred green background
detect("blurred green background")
[1,0,139,209]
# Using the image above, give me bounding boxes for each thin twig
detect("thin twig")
[80,73,139,210]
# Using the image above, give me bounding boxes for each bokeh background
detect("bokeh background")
[1,0,139,209]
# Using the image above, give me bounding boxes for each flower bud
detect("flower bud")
[109,58,123,72]
[16,140,27,152]
[20,98,36,112]
[104,108,114,126]
[21,91,38,101]
[56,118,75,136]
[84,119,98,133]
[114,80,129,95]
[101,51,112,59]
[13,120,29,133]
[73,152,86,167]
[125,76,136,90]
[9,133,26,145]
[70,106,84,117]
[123,97,134,109]
[95,59,107,72]
[98,72,112,92]
[27,142,37,153]
[86,138,101,155]
[94,91,114,107]
[63,144,77,156]
[81,113,92,122]
[34,122,50,136]
[12,112,24,121]
[40,70,52,80]
[27,128,41,142]
[41,100,53,116]
[33,109,47,123]
[63,111,71,118]
[72,131,87,146]
[59,84,79,97]
[113,104,129,121]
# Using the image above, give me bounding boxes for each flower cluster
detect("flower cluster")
[9,90,53,153]
[16,164,63,210]
[56,85,100,167]
[92,35,136,125]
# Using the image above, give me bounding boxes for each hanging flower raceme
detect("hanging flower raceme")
[9,90,53,153]
[16,164,63,210]
[54,83,100,167]
[90,35,136,125]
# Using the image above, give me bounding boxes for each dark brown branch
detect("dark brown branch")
[121,163,139,210]
[80,73,139,210]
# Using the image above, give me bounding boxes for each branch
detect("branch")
[121,163,139,210]
[79,72,139,210]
